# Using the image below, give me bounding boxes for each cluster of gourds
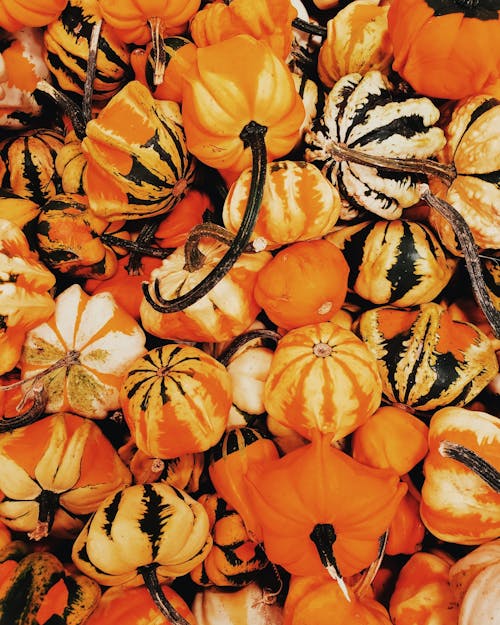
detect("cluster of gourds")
[0,0,499,623]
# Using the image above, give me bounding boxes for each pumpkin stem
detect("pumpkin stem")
[439,441,500,493]
[82,18,102,125]
[0,382,47,433]
[309,523,351,602]
[100,235,173,262]
[35,81,87,141]
[183,223,246,272]
[29,490,60,540]
[139,563,192,625]
[149,17,167,86]
[326,141,457,186]
[217,329,281,367]
[0,350,80,393]
[419,184,500,339]
[292,17,327,38]
[313,342,333,358]
[352,531,388,598]
[142,120,268,313]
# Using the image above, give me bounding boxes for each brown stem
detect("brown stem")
[218,329,281,367]
[28,490,60,541]
[0,351,80,393]
[0,383,47,433]
[439,441,500,493]
[36,80,86,141]
[149,17,166,86]
[352,531,388,598]
[328,142,457,186]
[82,19,102,125]
[292,17,327,38]
[139,564,191,625]
[419,184,500,339]
[309,523,350,602]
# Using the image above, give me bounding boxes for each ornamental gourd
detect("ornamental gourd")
[0,412,132,540]
[119,343,232,459]
[19,283,147,418]
[357,302,499,411]
[387,0,500,100]
[264,321,382,443]
[0,219,55,377]
[0,0,67,31]
[326,219,457,307]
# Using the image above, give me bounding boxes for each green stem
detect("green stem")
[439,441,500,493]
[309,523,350,602]
[139,564,192,625]
[419,184,500,339]
[82,18,102,125]
[0,383,47,433]
[292,17,327,38]
[142,121,268,313]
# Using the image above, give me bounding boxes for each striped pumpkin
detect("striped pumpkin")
[326,219,457,307]
[263,322,383,443]
[82,80,196,221]
[357,302,499,411]
[0,127,64,204]
[119,344,233,459]
[305,70,446,220]
[44,0,132,102]
[71,482,212,585]
[55,129,88,194]
[190,493,268,588]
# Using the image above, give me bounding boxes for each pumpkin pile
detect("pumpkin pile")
[0,0,499,623]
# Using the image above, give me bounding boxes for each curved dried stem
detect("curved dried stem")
[292,16,327,38]
[310,523,351,602]
[218,329,281,367]
[140,564,191,625]
[0,382,47,433]
[36,80,86,140]
[82,18,102,125]
[352,531,388,598]
[149,17,166,86]
[439,441,500,493]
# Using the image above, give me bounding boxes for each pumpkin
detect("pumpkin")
[253,238,349,330]
[84,583,197,625]
[0,189,40,230]
[304,69,447,220]
[222,160,341,251]
[72,482,212,624]
[244,435,407,591]
[317,0,393,88]
[428,94,500,253]
[119,343,232,459]
[130,36,197,103]
[457,559,500,625]
[44,0,132,102]
[385,490,426,556]
[0,411,132,540]
[351,405,429,476]
[0,547,101,625]
[54,129,88,195]
[0,127,64,205]
[140,236,272,343]
[19,283,147,419]
[387,0,500,100]
[208,426,280,544]
[190,493,268,588]
[35,193,128,280]
[0,0,67,31]
[263,321,382,443]
[191,582,284,625]
[283,574,392,625]
[357,302,499,411]
[389,551,459,625]
[82,80,196,221]
[0,219,56,377]
[189,0,297,60]
[0,27,52,130]
[420,406,500,545]
[326,218,458,307]
[449,538,500,604]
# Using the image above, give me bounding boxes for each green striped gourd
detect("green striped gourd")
[357,302,499,411]
[304,70,446,220]
[327,219,457,307]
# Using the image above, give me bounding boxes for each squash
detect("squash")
[0,0,67,31]
[0,548,101,625]
[0,411,132,540]
[19,283,147,419]
[357,302,499,411]
[449,538,500,604]
[0,127,64,205]
[55,129,88,195]
[0,189,40,231]
[190,493,268,588]
[420,406,500,545]
[72,482,212,624]
[305,69,447,220]
[385,490,426,556]
[82,80,196,221]
[263,321,382,443]
[0,219,56,377]
[317,0,393,88]
[244,435,406,594]
[119,343,232,459]
[387,0,500,100]
[326,218,458,307]
[222,160,341,251]
[253,238,349,330]
[0,27,51,130]
[458,560,500,625]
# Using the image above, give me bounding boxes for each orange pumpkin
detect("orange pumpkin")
[0,0,67,31]
[387,0,500,100]
[253,238,349,330]
[264,322,382,443]
[385,490,426,556]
